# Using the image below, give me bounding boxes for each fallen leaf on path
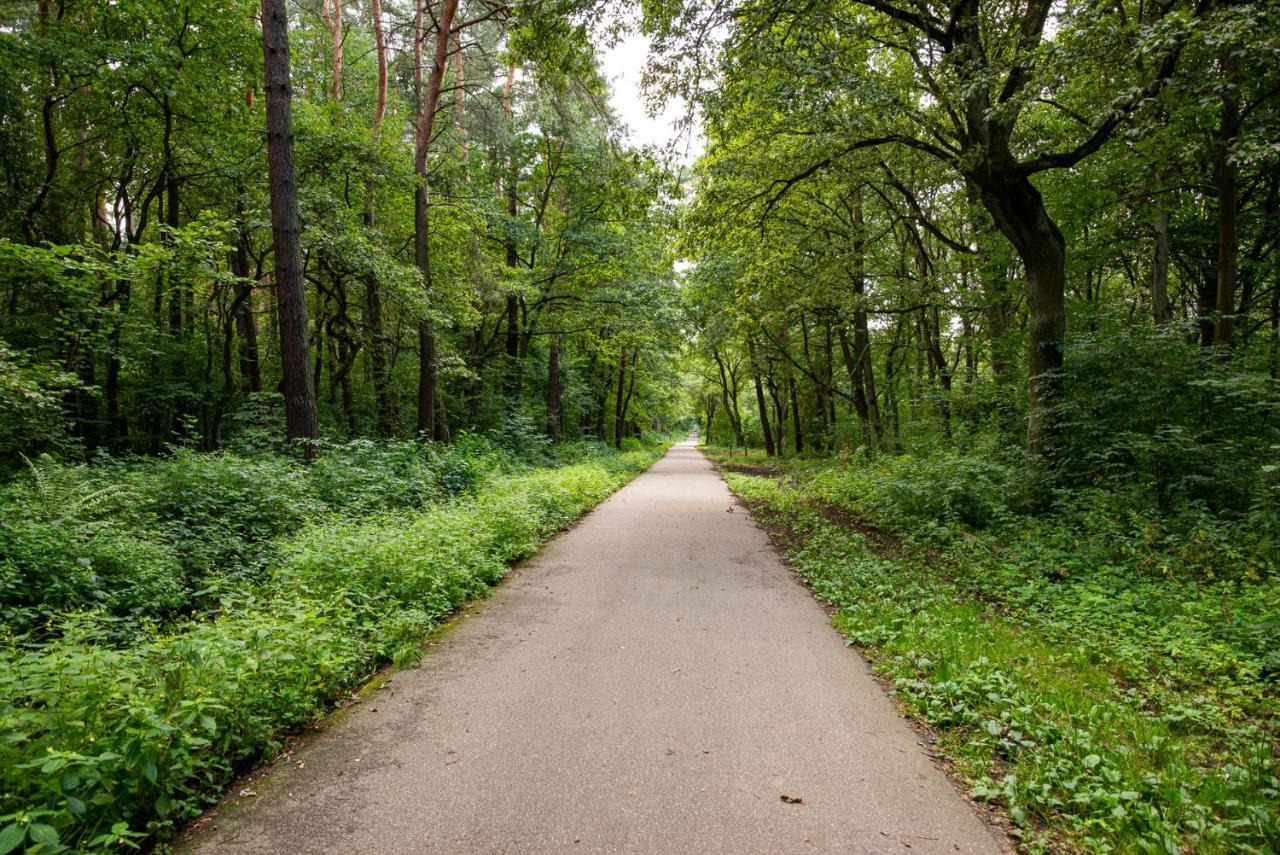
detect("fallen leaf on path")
[239,789,257,798]
[780,794,804,804]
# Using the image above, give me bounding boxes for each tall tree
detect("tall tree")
[262,0,318,448]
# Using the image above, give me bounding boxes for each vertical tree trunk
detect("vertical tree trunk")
[230,233,262,392]
[788,375,802,454]
[262,0,319,449]
[851,186,881,445]
[837,328,870,438]
[500,66,522,400]
[713,350,744,447]
[365,0,393,436]
[596,368,612,441]
[768,375,785,454]
[454,30,467,163]
[747,335,775,456]
[546,341,563,439]
[413,0,460,438]
[974,169,1066,459]
[613,347,627,449]
[1151,185,1171,326]
[1213,55,1239,355]
[322,0,344,100]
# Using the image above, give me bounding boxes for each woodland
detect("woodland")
[1,0,1278,850]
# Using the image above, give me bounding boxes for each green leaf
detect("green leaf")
[143,759,159,784]
[28,823,59,847]
[0,825,25,855]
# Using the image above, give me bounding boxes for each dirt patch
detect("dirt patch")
[806,498,903,557]
[714,460,785,478]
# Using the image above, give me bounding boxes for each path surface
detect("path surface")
[186,441,1004,854]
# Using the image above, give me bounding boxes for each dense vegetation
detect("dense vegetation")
[1,0,685,457]
[3,0,1279,850]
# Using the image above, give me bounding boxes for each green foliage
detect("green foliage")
[0,440,665,852]
[718,455,1280,853]
[1054,325,1280,516]
[0,341,79,460]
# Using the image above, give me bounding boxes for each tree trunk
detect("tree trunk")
[1213,55,1239,356]
[788,375,802,454]
[972,168,1066,458]
[412,0,460,438]
[747,336,775,456]
[712,350,744,447]
[262,0,319,450]
[364,0,393,436]
[546,341,563,439]
[230,235,262,393]
[614,347,627,449]
[1151,186,1171,326]
[501,65,521,399]
[837,327,870,440]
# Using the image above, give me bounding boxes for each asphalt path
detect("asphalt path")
[185,440,1005,854]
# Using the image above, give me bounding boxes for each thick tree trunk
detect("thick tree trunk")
[973,168,1066,458]
[262,0,319,450]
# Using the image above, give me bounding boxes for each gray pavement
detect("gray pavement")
[184,440,1005,854]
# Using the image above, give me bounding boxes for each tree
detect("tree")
[262,0,318,448]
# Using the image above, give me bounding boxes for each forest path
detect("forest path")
[184,441,1004,854]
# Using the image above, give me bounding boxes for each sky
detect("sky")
[599,30,704,163]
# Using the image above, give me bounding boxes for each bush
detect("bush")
[1053,325,1280,515]
[804,449,1021,531]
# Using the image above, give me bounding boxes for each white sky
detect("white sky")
[599,31,704,163]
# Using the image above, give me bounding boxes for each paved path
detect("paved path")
[186,441,1004,854]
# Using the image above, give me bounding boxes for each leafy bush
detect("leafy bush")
[1054,326,1280,516]
[0,460,184,634]
[803,448,1021,531]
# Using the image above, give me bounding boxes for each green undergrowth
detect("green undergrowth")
[712,451,1279,854]
[0,437,666,853]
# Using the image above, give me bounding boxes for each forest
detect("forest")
[1,0,1278,850]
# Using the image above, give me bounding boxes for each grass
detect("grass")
[708,448,1279,854]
